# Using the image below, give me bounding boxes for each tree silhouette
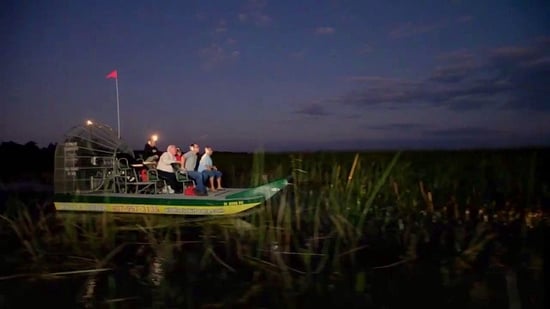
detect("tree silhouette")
[0,141,55,183]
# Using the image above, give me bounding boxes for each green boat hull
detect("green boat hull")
[54,178,289,216]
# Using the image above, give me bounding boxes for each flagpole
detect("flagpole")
[106,69,120,138]
[115,76,120,138]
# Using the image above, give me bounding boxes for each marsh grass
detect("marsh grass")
[0,149,547,308]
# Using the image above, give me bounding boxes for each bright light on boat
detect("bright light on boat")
[151,134,158,142]
[86,120,93,126]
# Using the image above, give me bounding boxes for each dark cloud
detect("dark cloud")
[456,15,473,23]
[331,77,423,105]
[238,0,272,27]
[197,44,240,71]
[295,103,330,116]
[429,51,478,83]
[389,16,473,39]
[364,123,428,131]
[389,21,443,39]
[425,127,505,138]
[333,37,550,111]
[416,126,548,149]
[265,134,544,152]
[490,38,550,110]
[315,26,335,35]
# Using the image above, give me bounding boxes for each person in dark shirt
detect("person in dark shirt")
[143,135,159,162]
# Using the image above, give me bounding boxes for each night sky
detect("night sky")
[1,0,549,152]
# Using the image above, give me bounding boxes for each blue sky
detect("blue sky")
[1,0,549,152]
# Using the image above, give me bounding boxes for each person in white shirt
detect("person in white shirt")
[156,145,180,193]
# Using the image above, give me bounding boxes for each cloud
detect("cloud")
[195,12,207,22]
[429,50,478,83]
[197,44,240,71]
[238,0,273,26]
[288,49,306,59]
[358,44,373,55]
[315,26,335,35]
[263,134,537,151]
[418,126,529,148]
[456,15,473,23]
[345,76,416,84]
[331,77,422,106]
[200,20,242,71]
[295,103,330,116]
[328,38,550,111]
[389,16,472,39]
[425,127,506,138]
[389,21,442,39]
[214,19,228,33]
[364,123,429,131]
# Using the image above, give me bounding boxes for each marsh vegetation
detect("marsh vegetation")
[0,144,547,308]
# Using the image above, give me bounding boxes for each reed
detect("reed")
[0,148,546,307]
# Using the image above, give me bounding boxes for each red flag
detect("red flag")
[106,70,118,79]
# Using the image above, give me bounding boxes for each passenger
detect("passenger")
[175,147,183,162]
[198,146,223,191]
[181,143,207,196]
[156,145,181,193]
[143,136,159,162]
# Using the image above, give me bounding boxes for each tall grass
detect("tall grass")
[0,149,546,307]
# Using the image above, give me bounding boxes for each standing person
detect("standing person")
[198,146,223,191]
[143,135,159,162]
[156,145,180,193]
[181,143,207,195]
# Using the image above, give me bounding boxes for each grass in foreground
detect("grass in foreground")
[0,149,547,308]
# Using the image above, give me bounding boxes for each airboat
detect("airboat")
[53,121,289,215]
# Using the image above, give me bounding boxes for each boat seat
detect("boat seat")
[171,163,195,190]
[176,170,195,187]
[117,157,138,179]
[123,169,166,194]
[147,169,168,193]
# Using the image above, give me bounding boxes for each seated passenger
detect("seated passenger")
[156,145,181,193]
[198,146,223,191]
[181,143,207,196]
[175,147,183,162]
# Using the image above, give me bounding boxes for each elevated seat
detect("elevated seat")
[124,169,166,194]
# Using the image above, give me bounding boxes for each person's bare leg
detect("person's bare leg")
[216,177,223,190]
[209,176,216,191]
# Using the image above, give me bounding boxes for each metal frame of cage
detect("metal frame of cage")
[53,121,135,194]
